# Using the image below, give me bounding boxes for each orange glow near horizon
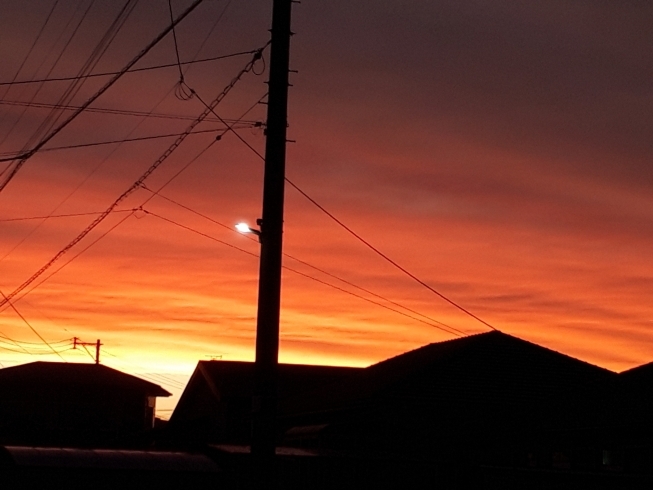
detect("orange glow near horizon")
[1,1,652,416]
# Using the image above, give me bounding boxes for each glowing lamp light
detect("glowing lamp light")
[236,222,261,239]
[235,222,251,233]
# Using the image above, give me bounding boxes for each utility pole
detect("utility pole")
[251,0,293,488]
[73,337,102,364]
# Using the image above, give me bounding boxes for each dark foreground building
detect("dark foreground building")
[0,362,170,448]
[166,360,361,447]
[167,331,653,489]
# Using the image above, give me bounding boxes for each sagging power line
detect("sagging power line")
[0,44,268,309]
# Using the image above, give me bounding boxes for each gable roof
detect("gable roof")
[171,360,360,418]
[280,330,616,421]
[166,361,361,444]
[0,362,171,397]
[619,361,653,382]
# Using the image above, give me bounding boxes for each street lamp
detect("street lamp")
[236,221,262,240]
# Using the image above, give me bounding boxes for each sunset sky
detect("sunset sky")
[0,0,652,415]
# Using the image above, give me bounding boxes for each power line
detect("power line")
[0,0,206,193]
[0,64,244,261]
[285,180,498,331]
[0,209,136,223]
[140,208,463,337]
[0,50,258,87]
[184,0,234,76]
[0,125,260,161]
[103,349,187,389]
[1,210,137,313]
[136,93,268,206]
[140,187,466,336]
[144,208,258,257]
[20,0,140,152]
[187,86,266,159]
[0,0,59,104]
[0,99,260,124]
[163,86,481,335]
[0,46,266,308]
[0,330,32,355]
[0,0,96,148]
[0,334,71,346]
[168,0,185,82]
[1,92,266,311]
[210,101,497,331]
[0,290,66,360]
[0,345,73,355]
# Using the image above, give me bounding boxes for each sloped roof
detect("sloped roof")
[616,361,653,419]
[200,360,360,399]
[280,330,616,423]
[171,360,360,418]
[0,362,171,397]
[167,361,361,444]
[619,361,653,382]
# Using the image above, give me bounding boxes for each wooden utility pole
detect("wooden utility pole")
[251,0,293,488]
[73,337,102,364]
[251,0,292,488]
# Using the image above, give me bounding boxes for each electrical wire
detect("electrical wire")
[135,93,268,210]
[140,208,463,337]
[184,0,233,76]
[286,181,498,331]
[79,343,95,362]
[186,84,266,160]
[0,334,71,346]
[0,345,73,355]
[0,45,265,308]
[209,91,498,332]
[0,209,136,223]
[0,0,59,123]
[0,126,259,161]
[1,98,265,309]
[103,349,187,389]
[21,0,139,152]
[0,0,94,147]
[135,84,470,335]
[140,187,465,336]
[0,210,137,313]
[0,0,206,194]
[0,331,32,355]
[0,70,217,262]
[168,0,185,82]
[0,290,66,360]
[0,99,260,124]
[0,49,258,86]
[2,0,134,150]
[0,91,265,311]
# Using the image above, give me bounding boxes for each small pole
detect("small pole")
[72,337,102,364]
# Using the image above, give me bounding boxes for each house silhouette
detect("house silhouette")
[168,331,653,488]
[166,360,360,448]
[0,362,170,448]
